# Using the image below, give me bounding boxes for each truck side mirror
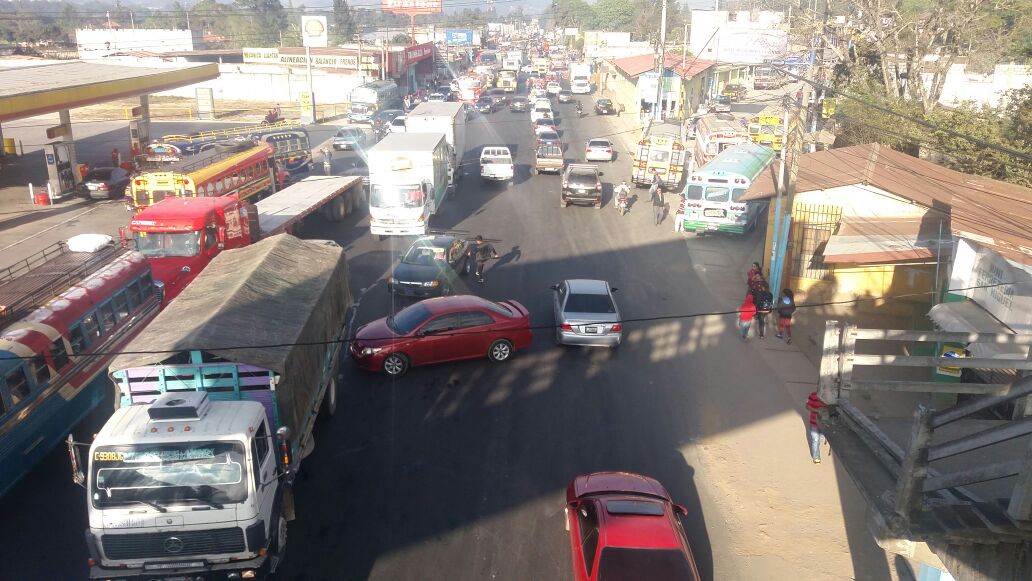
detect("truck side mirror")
[66,435,85,489]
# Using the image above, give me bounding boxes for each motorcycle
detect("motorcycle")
[615,186,630,216]
[263,109,283,125]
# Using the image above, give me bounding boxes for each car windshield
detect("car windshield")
[540,132,559,141]
[391,118,406,126]
[388,302,432,335]
[597,547,698,581]
[588,140,610,148]
[90,442,247,509]
[718,96,732,104]
[401,244,447,266]
[598,100,612,105]
[371,184,423,209]
[132,231,202,258]
[565,292,615,313]
[483,156,512,165]
[537,146,562,158]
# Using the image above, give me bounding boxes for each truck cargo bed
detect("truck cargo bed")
[256,175,362,237]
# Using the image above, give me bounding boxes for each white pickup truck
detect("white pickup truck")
[480,146,515,183]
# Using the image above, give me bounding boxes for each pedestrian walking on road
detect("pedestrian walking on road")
[806,391,827,464]
[752,282,774,339]
[470,235,499,283]
[321,147,332,175]
[649,182,665,226]
[747,262,762,286]
[738,294,756,341]
[617,102,625,117]
[776,288,796,343]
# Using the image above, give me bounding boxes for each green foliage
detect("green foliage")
[331,0,356,44]
[837,86,1032,188]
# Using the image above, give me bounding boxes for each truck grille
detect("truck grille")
[102,527,245,560]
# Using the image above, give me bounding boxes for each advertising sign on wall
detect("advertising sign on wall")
[301,16,328,48]
[445,29,473,46]
[381,0,442,15]
[716,30,788,65]
[404,42,433,66]
[243,48,380,71]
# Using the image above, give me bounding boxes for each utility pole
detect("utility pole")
[768,0,827,294]
[653,0,668,122]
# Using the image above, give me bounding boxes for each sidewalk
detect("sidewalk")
[591,107,922,579]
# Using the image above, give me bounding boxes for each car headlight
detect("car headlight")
[423,280,440,287]
[387,276,396,284]
[361,347,383,356]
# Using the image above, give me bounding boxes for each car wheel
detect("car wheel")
[269,515,288,574]
[383,353,409,377]
[488,339,514,362]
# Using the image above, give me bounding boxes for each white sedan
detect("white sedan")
[584,138,614,162]
[546,82,562,95]
[521,64,536,74]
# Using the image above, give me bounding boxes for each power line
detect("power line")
[0,280,1026,362]
[772,64,1032,163]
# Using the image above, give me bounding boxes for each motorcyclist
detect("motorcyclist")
[575,101,583,116]
[614,180,630,210]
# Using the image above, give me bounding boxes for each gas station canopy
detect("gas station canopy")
[0,61,219,122]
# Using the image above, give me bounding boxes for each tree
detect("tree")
[840,0,1027,112]
[232,0,287,46]
[332,0,356,44]
[591,0,634,31]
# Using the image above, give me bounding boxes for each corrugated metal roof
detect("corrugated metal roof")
[743,144,1032,265]
[822,217,949,264]
[609,53,717,80]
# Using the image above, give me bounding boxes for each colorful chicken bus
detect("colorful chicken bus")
[127,142,281,214]
[0,234,161,497]
[691,114,750,171]
[679,142,776,235]
[631,120,688,189]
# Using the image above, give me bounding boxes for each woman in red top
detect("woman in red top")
[738,294,756,341]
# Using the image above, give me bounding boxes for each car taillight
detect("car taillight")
[605,149,612,154]
[99,184,109,190]
[595,184,602,191]
[611,324,622,332]
[560,324,572,331]
[562,181,568,188]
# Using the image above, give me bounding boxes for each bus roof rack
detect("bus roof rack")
[0,238,125,326]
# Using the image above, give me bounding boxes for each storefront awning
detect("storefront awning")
[928,301,1029,360]
[822,217,949,264]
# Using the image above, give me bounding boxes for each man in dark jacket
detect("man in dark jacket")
[752,281,774,338]
[470,235,499,283]
[649,182,665,226]
[776,288,796,343]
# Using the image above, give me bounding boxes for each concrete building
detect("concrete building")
[582,31,652,61]
[743,143,1032,323]
[602,53,717,121]
[76,28,202,59]
[928,62,1032,108]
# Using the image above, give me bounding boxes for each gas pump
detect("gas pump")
[43,142,76,198]
[129,118,149,166]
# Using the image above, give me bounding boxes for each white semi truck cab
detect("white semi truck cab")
[67,234,351,581]
[75,391,290,580]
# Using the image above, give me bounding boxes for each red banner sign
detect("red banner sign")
[381,0,441,15]
[404,42,433,65]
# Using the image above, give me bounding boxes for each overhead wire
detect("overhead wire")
[0,280,1027,362]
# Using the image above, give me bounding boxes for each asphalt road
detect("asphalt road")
[0,99,786,580]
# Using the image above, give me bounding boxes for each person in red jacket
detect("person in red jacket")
[738,294,756,341]
[806,391,827,464]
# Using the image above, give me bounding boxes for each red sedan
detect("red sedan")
[350,295,532,377]
[565,471,702,581]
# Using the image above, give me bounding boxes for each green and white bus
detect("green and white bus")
[679,143,776,235]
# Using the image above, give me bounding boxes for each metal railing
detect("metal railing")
[819,321,1032,540]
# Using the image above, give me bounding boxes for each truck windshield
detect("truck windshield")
[90,442,247,509]
[133,231,201,258]
[371,184,424,209]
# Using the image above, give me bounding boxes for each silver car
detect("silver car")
[551,279,622,347]
[332,127,367,150]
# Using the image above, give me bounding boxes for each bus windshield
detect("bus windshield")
[91,442,247,509]
[371,184,424,209]
[133,231,201,257]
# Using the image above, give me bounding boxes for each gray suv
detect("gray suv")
[561,164,602,208]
